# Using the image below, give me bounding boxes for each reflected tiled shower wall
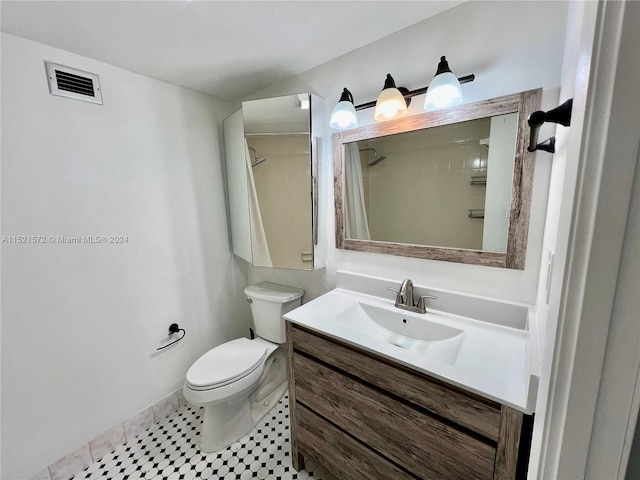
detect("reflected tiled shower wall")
[247,135,312,270]
[25,390,183,480]
[360,118,490,250]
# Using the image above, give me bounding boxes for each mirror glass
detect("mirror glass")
[242,94,313,270]
[346,113,518,252]
[334,89,541,269]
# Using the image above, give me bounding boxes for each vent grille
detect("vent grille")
[45,61,102,105]
[55,70,95,97]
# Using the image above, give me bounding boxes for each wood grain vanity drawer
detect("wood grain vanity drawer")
[294,352,496,480]
[296,404,414,480]
[291,324,502,441]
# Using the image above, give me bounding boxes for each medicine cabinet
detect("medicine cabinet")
[223,93,323,271]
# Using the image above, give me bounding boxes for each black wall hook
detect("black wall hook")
[533,136,556,153]
[527,98,573,153]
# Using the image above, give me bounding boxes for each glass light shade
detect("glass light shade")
[330,100,358,130]
[424,71,463,111]
[374,87,408,121]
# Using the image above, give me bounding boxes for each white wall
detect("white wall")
[0,33,250,480]
[527,2,598,476]
[591,137,640,479]
[245,1,567,304]
[531,0,640,477]
[483,113,518,252]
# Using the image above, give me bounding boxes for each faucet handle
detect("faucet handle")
[416,295,438,312]
[387,286,401,298]
[387,287,404,305]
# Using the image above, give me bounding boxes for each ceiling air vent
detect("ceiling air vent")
[45,61,103,105]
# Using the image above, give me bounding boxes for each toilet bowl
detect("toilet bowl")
[183,282,304,452]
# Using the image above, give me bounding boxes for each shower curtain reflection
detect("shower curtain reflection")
[245,140,273,266]
[344,143,371,240]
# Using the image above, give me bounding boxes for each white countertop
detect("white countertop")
[285,287,537,413]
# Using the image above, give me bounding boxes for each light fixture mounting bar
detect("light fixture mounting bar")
[354,74,475,111]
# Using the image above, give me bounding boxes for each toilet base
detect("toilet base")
[200,397,254,452]
[185,342,289,453]
[199,381,288,453]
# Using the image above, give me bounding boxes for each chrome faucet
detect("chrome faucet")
[388,279,438,314]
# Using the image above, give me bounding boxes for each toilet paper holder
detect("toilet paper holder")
[156,323,186,350]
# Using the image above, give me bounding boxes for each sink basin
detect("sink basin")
[335,302,465,365]
[359,303,463,341]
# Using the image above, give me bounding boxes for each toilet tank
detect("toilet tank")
[244,282,304,344]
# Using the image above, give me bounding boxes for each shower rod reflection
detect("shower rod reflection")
[359,148,387,166]
[244,132,308,136]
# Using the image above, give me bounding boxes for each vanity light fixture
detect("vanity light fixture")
[330,56,474,130]
[374,74,409,122]
[424,56,464,111]
[329,88,359,130]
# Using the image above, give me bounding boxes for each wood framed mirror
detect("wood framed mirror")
[333,89,541,269]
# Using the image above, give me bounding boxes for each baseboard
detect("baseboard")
[25,388,188,480]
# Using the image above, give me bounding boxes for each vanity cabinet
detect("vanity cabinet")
[285,322,533,480]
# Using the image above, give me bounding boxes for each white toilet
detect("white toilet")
[183,282,304,452]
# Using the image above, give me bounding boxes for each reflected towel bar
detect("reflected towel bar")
[470,175,487,186]
[468,209,485,219]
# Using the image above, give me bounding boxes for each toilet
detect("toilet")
[183,282,304,452]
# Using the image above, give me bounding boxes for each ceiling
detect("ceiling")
[0,1,463,101]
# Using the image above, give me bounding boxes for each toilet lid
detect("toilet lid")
[186,338,268,389]
[244,282,304,303]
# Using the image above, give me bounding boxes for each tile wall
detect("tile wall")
[358,118,491,250]
[247,135,312,270]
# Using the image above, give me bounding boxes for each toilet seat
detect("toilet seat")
[186,338,268,391]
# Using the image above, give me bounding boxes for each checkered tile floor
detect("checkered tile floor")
[73,395,323,480]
